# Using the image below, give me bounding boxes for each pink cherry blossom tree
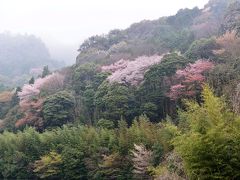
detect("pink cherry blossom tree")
[101,55,165,86]
[18,72,64,105]
[40,72,65,94]
[16,72,65,129]
[168,59,214,100]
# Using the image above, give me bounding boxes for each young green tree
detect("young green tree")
[42,65,51,78]
[34,151,63,179]
[29,77,35,84]
[174,85,240,179]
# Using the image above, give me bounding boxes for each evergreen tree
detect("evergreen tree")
[29,77,35,84]
[43,91,75,128]
[42,66,50,78]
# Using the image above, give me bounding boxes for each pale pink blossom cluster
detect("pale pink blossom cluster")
[176,60,214,80]
[169,84,186,100]
[101,59,129,73]
[102,55,164,86]
[16,72,65,129]
[40,73,65,93]
[18,84,41,104]
[18,72,64,106]
[169,60,214,100]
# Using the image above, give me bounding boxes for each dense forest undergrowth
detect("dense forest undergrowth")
[1,0,240,179]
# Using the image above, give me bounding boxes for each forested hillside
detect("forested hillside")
[0,33,63,89]
[0,0,240,179]
[76,0,228,65]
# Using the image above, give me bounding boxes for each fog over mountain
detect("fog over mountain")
[0,0,208,64]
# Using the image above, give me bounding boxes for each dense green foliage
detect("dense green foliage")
[185,38,218,60]
[43,91,75,128]
[1,86,240,179]
[94,82,138,125]
[174,86,240,179]
[0,116,176,179]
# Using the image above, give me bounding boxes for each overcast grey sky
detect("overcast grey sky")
[0,0,209,63]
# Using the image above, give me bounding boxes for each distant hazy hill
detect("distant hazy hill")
[0,33,63,87]
[0,33,62,76]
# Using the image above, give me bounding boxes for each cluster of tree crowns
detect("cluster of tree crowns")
[0,0,240,131]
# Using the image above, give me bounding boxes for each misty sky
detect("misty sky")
[0,0,209,63]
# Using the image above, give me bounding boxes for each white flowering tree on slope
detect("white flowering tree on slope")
[101,55,165,86]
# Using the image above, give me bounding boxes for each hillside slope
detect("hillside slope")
[76,0,229,65]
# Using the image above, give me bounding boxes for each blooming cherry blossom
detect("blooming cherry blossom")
[168,60,214,100]
[17,72,65,129]
[102,55,164,85]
